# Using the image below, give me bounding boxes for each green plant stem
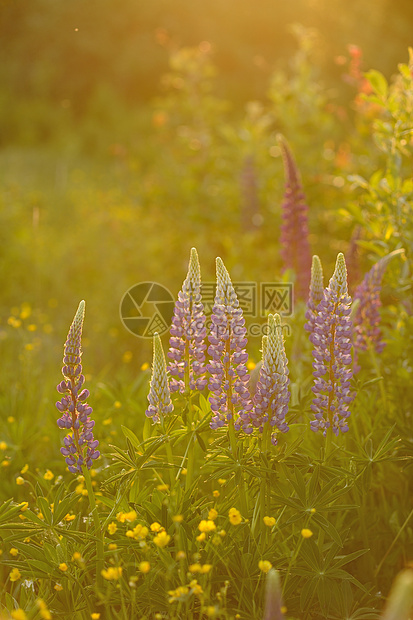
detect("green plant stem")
[165,439,175,490]
[375,507,413,577]
[82,465,104,589]
[282,519,311,597]
[368,342,388,414]
[324,428,333,464]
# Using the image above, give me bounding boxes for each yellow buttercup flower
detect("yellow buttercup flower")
[228,508,242,525]
[107,522,117,535]
[91,614,101,619]
[301,528,313,538]
[43,470,54,481]
[20,464,29,474]
[59,563,68,572]
[16,476,25,486]
[10,548,18,556]
[263,516,276,527]
[138,561,150,573]
[153,531,171,548]
[258,560,273,573]
[101,566,123,580]
[208,508,218,520]
[150,522,162,532]
[54,584,64,591]
[11,610,27,620]
[198,520,216,533]
[9,567,21,581]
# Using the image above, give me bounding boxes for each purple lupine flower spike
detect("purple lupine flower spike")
[251,314,290,445]
[168,248,207,394]
[352,249,404,367]
[56,301,100,474]
[310,253,354,437]
[146,333,174,424]
[278,134,312,299]
[305,255,324,344]
[207,257,253,434]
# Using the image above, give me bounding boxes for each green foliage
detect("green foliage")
[0,24,412,620]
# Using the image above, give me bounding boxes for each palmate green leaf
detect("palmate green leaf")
[300,575,317,611]
[121,425,141,450]
[36,497,53,525]
[312,513,343,547]
[332,548,370,569]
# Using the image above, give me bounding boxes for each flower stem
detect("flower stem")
[82,465,104,589]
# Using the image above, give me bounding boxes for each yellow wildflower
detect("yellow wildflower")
[168,585,189,603]
[176,550,186,560]
[156,483,169,492]
[301,528,313,538]
[19,502,28,511]
[0,441,7,450]
[37,599,51,620]
[150,522,162,532]
[196,532,206,542]
[258,560,273,573]
[189,563,201,573]
[200,564,212,573]
[190,580,203,595]
[212,490,220,498]
[7,416,15,423]
[198,520,216,533]
[101,566,123,580]
[138,561,150,573]
[108,543,117,550]
[114,401,122,409]
[172,514,183,523]
[16,476,25,486]
[9,567,21,581]
[218,478,226,485]
[103,417,112,426]
[10,548,18,556]
[59,563,68,572]
[72,552,82,561]
[141,362,149,370]
[11,610,27,620]
[43,469,54,481]
[54,584,64,591]
[20,464,29,474]
[153,531,171,548]
[122,351,133,363]
[91,614,101,619]
[206,607,217,617]
[63,513,75,522]
[208,508,218,520]
[27,324,37,332]
[263,516,276,527]
[126,524,149,540]
[107,522,118,535]
[1,459,10,467]
[228,508,242,525]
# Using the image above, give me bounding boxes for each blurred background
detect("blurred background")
[0,0,412,372]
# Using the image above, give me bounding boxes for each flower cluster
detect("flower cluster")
[352,250,403,361]
[207,258,253,432]
[146,333,174,423]
[168,248,208,394]
[251,314,290,445]
[56,301,99,473]
[304,255,324,343]
[310,254,354,436]
[278,134,312,299]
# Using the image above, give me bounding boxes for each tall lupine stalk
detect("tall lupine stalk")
[304,255,324,343]
[56,301,100,473]
[251,314,290,449]
[167,248,207,491]
[207,258,253,451]
[146,333,175,488]
[278,134,312,299]
[310,253,354,440]
[146,333,174,425]
[55,301,103,585]
[352,249,404,363]
[167,247,207,395]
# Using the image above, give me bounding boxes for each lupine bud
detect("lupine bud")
[310,254,354,436]
[56,301,99,474]
[250,314,290,444]
[168,248,207,394]
[305,255,324,343]
[207,258,253,433]
[146,333,174,424]
[278,134,312,299]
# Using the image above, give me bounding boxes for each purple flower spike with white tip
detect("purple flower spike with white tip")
[305,255,324,344]
[167,248,207,394]
[310,253,354,437]
[146,333,174,424]
[251,314,290,445]
[207,257,253,434]
[56,301,99,474]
